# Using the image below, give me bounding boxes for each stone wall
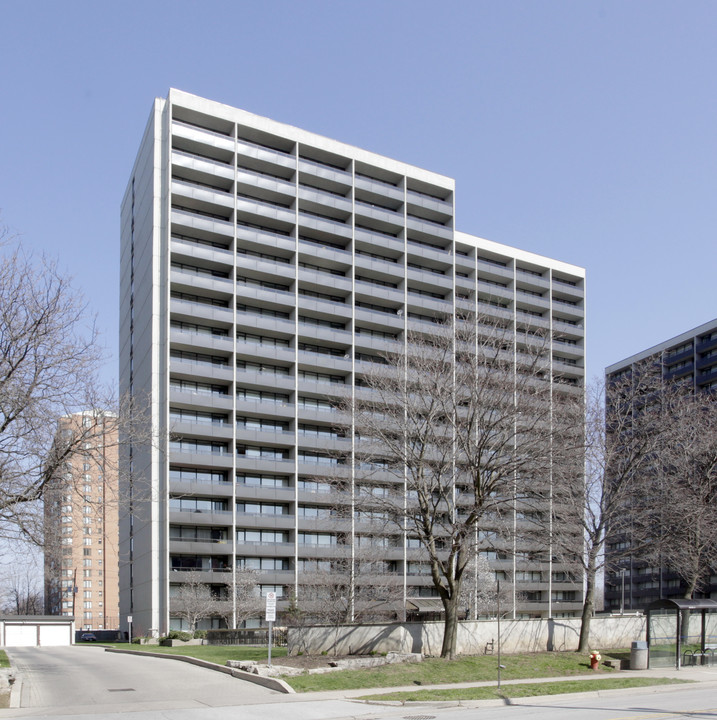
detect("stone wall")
[287,615,647,656]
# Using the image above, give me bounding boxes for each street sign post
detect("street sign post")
[265,592,277,666]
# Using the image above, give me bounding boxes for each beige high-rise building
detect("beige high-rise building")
[44,412,120,631]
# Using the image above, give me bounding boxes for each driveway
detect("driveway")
[5,645,282,715]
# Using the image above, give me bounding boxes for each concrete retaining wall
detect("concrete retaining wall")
[287,615,647,656]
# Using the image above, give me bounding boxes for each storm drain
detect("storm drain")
[108,688,136,692]
[403,716,436,720]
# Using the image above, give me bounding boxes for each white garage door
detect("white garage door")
[39,624,71,646]
[4,624,37,647]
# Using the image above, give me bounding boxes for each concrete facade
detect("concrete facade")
[120,89,586,637]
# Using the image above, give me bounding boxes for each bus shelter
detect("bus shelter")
[646,598,717,669]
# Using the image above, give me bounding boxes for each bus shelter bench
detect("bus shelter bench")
[683,648,717,666]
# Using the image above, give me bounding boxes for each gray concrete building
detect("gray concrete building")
[605,317,717,611]
[119,89,586,636]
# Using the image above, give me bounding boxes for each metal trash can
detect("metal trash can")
[630,640,648,670]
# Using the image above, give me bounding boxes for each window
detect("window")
[170,467,227,484]
[260,585,285,597]
[169,438,227,455]
[236,275,290,292]
[236,331,291,348]
[239,557,289,571]
[298,288,346,303]
[298,532,337,545]
[170,320,228,337]
[171,290,229,308]
[297,478,332,493]
[237,445,289,461]
[237,360,290,376]
[298,370,346,384]
[170,408,227,425]
[298,424,344,439]
[237,303,290,319]
[236,417,288,432]
[237,389,290,404]
[171,349,229,367]
[298,451,344,466]
[298,505,332,518]
[298,397,336,412]
[236,529,288,544]
[169,497,228,513]
[236,473,289,488]
[236,502,288,515]
[170,378,228,396]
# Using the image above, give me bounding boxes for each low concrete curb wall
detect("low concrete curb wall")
[104,648,294,694]
[288,615,647,656]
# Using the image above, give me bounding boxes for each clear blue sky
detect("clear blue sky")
[2,0,716,385]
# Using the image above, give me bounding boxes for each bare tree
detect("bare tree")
[459,552,513,620]
[217,566,262,629]
[340,318,580,658]
[0,234,115,544]
[645,389,717,601]
[172,570,221,632]
[552,372,667,652]
[297,553,403,654]
[0,563,44,615]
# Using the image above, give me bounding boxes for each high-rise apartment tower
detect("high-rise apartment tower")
[44,412,119,631]
[605,317,717,611]
[120,90,586,635]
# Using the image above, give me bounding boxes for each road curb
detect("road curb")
[104,647,294,694]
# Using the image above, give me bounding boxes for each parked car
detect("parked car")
[80,632,97,642]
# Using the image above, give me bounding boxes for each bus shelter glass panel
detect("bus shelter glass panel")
[649,610,677,668]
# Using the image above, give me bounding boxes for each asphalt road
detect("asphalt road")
[5,645,282,715]
[5,646,717,720]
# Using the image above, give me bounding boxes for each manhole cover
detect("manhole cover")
[108,688,136,692]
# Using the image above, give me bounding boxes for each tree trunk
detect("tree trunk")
[440,595,460,659]
[577,569,596,653]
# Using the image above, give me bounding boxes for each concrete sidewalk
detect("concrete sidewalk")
[286,662,717,703]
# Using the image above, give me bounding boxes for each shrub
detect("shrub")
[193,629,207,639]
[166,630,193,641]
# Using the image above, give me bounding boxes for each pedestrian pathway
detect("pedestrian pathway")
[289,662,717,703]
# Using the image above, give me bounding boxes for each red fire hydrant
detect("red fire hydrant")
[590,650,601,670]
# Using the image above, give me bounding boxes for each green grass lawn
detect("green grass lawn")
[0,650,9,669]
[359,676,690,702]
[283,650,626,693]
[99,643,286,665]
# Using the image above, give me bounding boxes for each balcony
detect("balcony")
[354,174,404,203]
[298,212,352,242]
[172,120,235,155]
[298,186,353,216]
[298,157,352,187]
[236,195,295,229]
[171,207,234,240]
[406,188,453,216]
[236,137,296,176]
[172,149,235,184]
[171,236,234,269]
[406,215,452,243]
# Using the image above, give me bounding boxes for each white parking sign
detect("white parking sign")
[265,591,276,622]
